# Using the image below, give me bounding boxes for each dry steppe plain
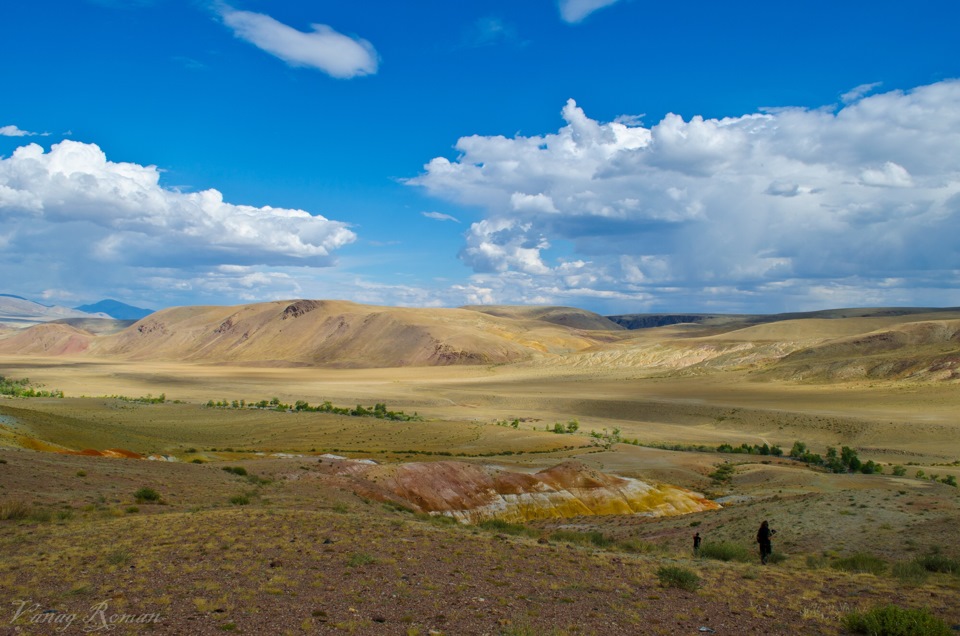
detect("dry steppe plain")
[1,301,960,634]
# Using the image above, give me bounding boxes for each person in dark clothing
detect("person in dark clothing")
[693,532,702,556]
[757,520,776,564]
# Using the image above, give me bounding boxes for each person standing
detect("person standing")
[757,520,776,564]
[693,532,702,556]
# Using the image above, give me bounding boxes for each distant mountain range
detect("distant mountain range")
[0,294,153,328]
[74,299,154,321]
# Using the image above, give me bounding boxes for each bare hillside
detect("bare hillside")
[2,299,959,380]
[78,299,606,367]
[463,304,625,331]
[0,322,95,356]
[758,319,960,382]
[526,312,960,382]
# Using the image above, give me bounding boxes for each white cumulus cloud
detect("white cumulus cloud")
[410,80,960,312]
[219,5,378,78]
[0,140,356,304]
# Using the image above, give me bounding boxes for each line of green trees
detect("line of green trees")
[205,397,420,421]
[111,393,166,404]
[643,439,885,474]
[788,441,880,474]
[0,376,64,398]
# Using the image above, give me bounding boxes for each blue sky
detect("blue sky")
[2,0,960,315]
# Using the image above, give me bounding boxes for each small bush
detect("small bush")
[0,500,31,521]
[76,470,87,477]
[656,566,700,591]
[222,466,247,476]
[30,508,53,523]
[891,561,929,585]
[229,495,250,506]
[106,549,132,565]
[549,530,613,548]
[766,551,787,565]
[832,553,887,575]
[698,541,753,562]
[842,604,951,636]
[133,487,160,503]
[478,519,537,537]
[916,551,960,574]
[347,552,376,567]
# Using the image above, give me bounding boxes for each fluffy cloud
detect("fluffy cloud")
[558,0,621,23]
[410,80,960,312]
[219,6,378,78]
[0,140,356,303]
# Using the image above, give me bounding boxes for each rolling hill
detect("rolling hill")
[78,299,613,367]
[1,299,959,381]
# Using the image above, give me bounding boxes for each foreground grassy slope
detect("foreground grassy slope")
[2,449,958,635]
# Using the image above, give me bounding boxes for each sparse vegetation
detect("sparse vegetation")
[832,553,887,575]
[891,561,929,585]
[0,375,63,398]
[0,499,31,520]
[697,541,753,562]
[346,552,376,567]
[133,486,161,503]
[842,604,952,636]
[656,566,700,591]
[549,529,614,548]
[110,393,166,404]
[205,397,421,421]
[708,463,736,484]
[915,550,960,575]
[477,518,538,538]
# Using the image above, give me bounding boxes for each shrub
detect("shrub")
[478,519,537,537]
[832,553,887,575]
[891,561,929,585]
[842,604,951,636]
[222,466,248,476]
[698,541,753,562]
[0,500,31,521]
[347,552,376,567]
[916,551,960,574]
[29,508,53,523]
[133,487,160,503]
[656,566,700,591]
[228,495,250,506]
[766,551,787,565]
[549,530,613,548]
[892,465,906,476]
